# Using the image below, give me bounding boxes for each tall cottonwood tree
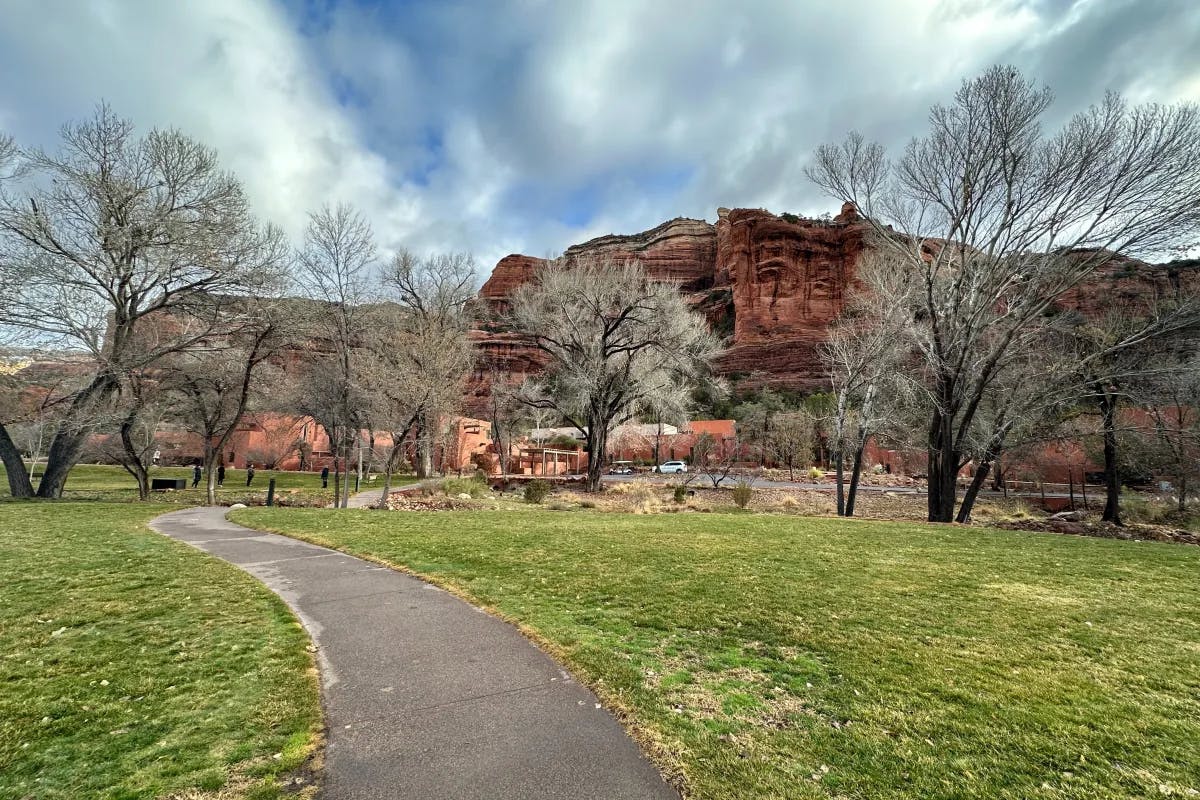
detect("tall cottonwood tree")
[509,258,720,492]
[386,250,476,479]
[0,105,282,497]
[295,204,377,508]
[365,250,476,504]
[808,66,1200,522]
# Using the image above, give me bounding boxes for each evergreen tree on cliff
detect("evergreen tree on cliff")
[508,257,720,492]
[808,65,1200,523]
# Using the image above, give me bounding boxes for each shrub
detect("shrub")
[808,466,826,481]
[524,479,552,504]
[732,479,754,509]
[673,485,688,504]
[441,475,490,499]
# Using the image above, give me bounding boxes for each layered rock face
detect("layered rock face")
[714,204,868,387]
[467,204,870,411]
[479,254,547,313]
[469,202,1197,410]
[562,217,719,290]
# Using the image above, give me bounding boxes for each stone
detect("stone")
[715,207,868,390]
[478,254,547,314]
[228,503,248,510]
[562,217,718,290]
[468,204,1197,409]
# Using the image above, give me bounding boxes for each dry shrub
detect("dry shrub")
[731,480,754,509]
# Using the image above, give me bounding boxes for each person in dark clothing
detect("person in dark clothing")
[191,464,202,488]
[217,464,226,487]
[321,466,330,488]
[246,465,256,487]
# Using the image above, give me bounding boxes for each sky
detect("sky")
[0,0,1196,272]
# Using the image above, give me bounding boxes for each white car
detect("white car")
[657,460,688,474]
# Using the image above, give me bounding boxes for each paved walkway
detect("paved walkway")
[150,508,678,800]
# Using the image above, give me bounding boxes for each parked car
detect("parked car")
[657,460,688,474]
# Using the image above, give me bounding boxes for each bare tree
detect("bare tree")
[823,251,911,515]
[166,298,295,505]
[103,370,170,500]
[808,66,1200,522]
[1135,357,1200,512]
[766,411,816,482]
[386,250,476,479]
[509,258,720,492]
[689,431,741,488]
[295,204,377,508]
[0,105,283,497]
[1064,292,1200,523]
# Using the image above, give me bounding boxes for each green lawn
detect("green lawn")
[2,463,414,506]
[232,508,1200,800]
[0,503,321,799]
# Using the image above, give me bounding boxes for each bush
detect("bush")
[441,475,490,499]
[732,479,754,509]
[524,479,552,504]
[673,485,688,504]
[808,466,826,481]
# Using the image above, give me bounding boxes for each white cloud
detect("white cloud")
[0,0,1195,272]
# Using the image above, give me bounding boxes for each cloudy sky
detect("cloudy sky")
[0,0,1196,271]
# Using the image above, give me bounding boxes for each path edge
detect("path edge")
[147,508,329,799]
[224,506,692,798]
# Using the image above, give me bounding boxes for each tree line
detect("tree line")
[3,65,1199,522]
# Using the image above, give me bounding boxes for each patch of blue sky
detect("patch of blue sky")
[507,164,696,230]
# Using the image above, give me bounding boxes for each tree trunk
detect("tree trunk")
[0,423,34,497]
[341,431,354,508]
[203,442,219,506]
[845,442,866,517]
[926,407,958,523]
[584,419,607,492]
[956,461,992,523]
[379,446,398,509]
[832,387,848,515]
[1099,391,1122,525]
[416,417,434,478]
[34,371,120,498]
[34,428,91,498]
[834,448,845,516]
[332,428,342,508]
[117,410,150,501]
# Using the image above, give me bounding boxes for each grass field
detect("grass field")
[1,463,415,506]
[232,507,1200,800]
[0,503,321,799]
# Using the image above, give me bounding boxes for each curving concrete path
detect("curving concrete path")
[150,507,678,800]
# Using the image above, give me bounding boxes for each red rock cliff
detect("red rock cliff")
[467,206,869,411]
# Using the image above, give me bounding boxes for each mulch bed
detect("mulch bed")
[993,518,1200,546]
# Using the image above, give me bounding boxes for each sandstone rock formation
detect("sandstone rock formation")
[467,204,1194,413]
[713,206,868,388]
[467,205,871,412]
[561,217,718,290]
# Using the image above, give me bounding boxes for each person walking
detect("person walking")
[321,465,330,489]
[191,463,202,489]
[246,464,256,487]
[217,464,226,487]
